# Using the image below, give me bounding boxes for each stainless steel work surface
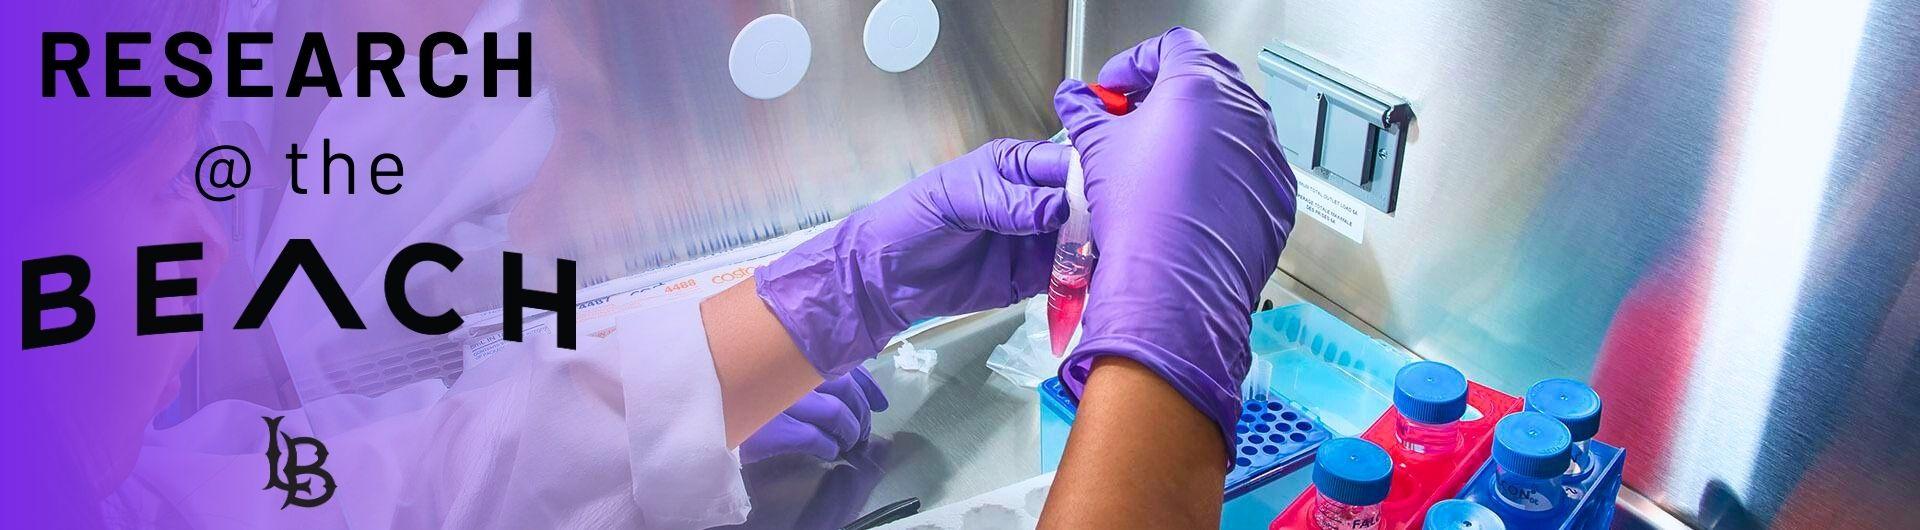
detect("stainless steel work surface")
[719,306,1044,530]
[719,275,1313,529]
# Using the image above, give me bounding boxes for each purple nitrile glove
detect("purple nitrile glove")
[1053,27,1299,453]
[741,366,891,463]
[755,139,1073,376]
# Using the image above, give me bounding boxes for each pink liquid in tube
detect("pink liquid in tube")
[1047,149,1094,357]
[1047,242,1093,357]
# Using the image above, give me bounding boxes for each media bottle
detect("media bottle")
[1392,361,1469,455]
[1524,378,1603,489]
[1489,412,1573,517]
[1311,437,1393,530]
[1423,499,1504,530]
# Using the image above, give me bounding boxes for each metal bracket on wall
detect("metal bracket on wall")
[1258,45,1413,213]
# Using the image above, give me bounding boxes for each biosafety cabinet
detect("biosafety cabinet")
[183,2,1920,528]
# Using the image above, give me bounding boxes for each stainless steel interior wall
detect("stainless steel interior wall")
[1076,1,1920,528]
[196,1,1068,412]
[505,0,1066,290]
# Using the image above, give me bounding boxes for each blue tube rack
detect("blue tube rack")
[1035,302,1414,527]
[1450,439,1627,530]
[1037,377,1330,500]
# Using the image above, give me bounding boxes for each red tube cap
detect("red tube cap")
[1086,83,1132,115]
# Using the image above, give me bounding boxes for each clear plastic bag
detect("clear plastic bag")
[986,296,1073,387]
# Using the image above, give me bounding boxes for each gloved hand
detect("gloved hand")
[756,139,1072,376]
[1053,27,1299,451]
[741,366,890,463]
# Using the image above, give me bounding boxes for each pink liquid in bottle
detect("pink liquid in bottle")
[1047,241,1095,357]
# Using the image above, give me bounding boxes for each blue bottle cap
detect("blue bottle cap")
[1493,412,1572,479]
[1424,500,1505,530]
[1526,378,1602,442]
[1313,437,1393,506]
[1393,361,1468,425]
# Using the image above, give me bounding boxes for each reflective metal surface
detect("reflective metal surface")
[504,0,1066,292]
[727,273,1326,530]
[222,0,1069,408]
[1079,1,1920,528]
[722,306,1044,530]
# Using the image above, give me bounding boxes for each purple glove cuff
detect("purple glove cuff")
[754,223,907,377]
[1059,336,1245,462]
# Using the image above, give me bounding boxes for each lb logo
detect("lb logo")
[263,416,337,508]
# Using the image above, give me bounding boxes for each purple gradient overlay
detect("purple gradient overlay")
[3,1,576,527]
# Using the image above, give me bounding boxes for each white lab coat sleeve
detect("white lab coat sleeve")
[373,297,748,529]
[616,298,752,527]
[112,297,750,530]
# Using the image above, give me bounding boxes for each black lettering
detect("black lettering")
[105,32,150,98]
[322,138,351,194]
[42,32,88,97]
[164,32,212,97]
[137,243,203,335]
[22,255,94,349]
[288,32,341,98]
[38,32,538,99]
[286,143,308,194]
[236,239,365,330]
[385,243,463,335]
[263,416,336,508]
[419,32,467,98]
[371,154,402,194]
[227,32,272,98]
[484,32,532,98]
[356,32,406,97]
[503,252,575,349]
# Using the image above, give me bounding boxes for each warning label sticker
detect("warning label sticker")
[1295,176,1367,243]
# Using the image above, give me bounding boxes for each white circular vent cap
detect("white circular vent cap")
[729,14,812,99]
[863,0,940,73]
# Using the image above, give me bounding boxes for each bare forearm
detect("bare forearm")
[700,278,823,447]
[1040,357,1229,529]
